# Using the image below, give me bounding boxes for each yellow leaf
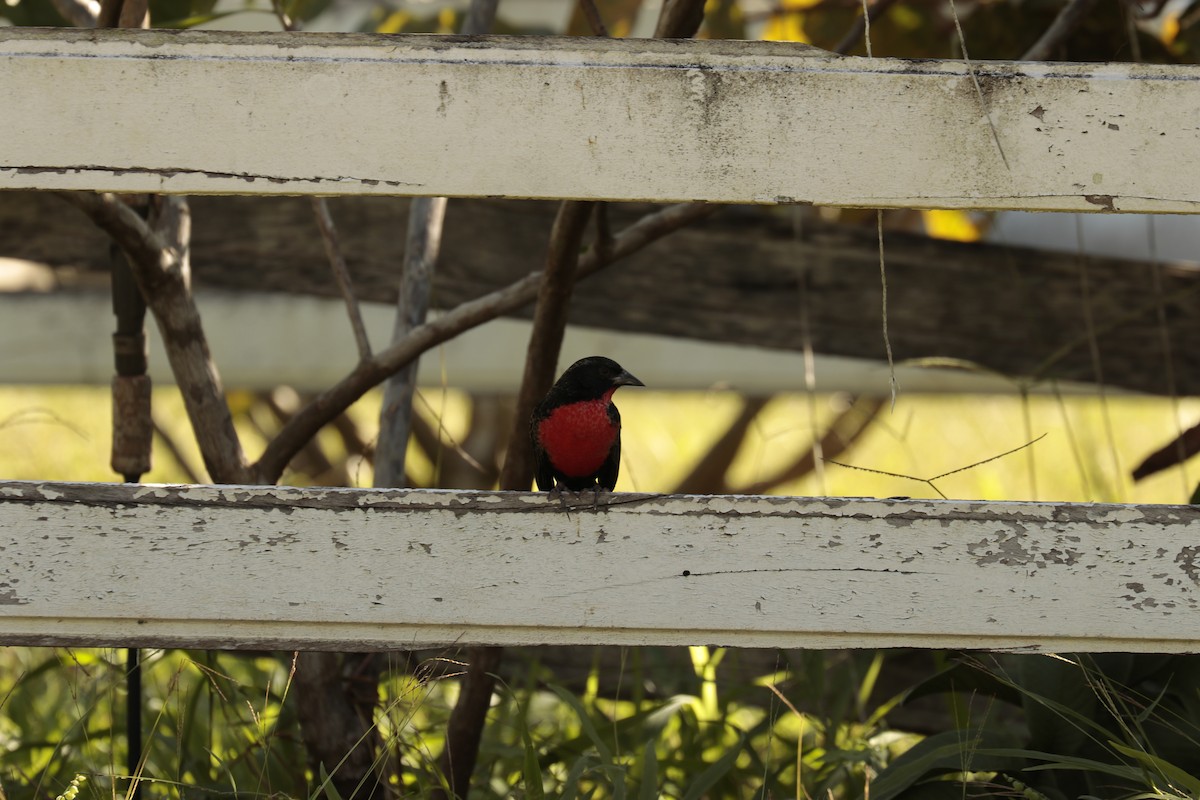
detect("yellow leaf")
[762,12,810,43]
[923,209,980,242]
[376,10,409,34]
[1160,12,1180,45]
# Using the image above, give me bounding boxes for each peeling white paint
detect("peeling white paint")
[1,480,1199,651]
[1,29,1200,211]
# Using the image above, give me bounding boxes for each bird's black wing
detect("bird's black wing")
[531,407,556,492]
[597,404,622,491]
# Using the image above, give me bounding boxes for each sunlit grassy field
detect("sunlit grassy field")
[2,384,1195,504]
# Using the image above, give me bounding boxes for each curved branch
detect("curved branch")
[1021,0,1103,61]
[50,0,99,26]
[253,201,718,484]
[61,192,250,483]
[311,198,372,361]
[496,200,595,491]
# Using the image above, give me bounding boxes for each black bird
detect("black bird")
[531,356,644,492]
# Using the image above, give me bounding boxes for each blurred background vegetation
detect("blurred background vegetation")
[4,0,1200,796]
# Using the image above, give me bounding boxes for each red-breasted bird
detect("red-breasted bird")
[531,356,644,493]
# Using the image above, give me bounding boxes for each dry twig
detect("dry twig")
[310,198,373,361]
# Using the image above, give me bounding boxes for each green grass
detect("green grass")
[2,385,1196,503]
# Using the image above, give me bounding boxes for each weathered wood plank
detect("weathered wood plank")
[2,29,1200,211]
[9,193,1200,395]
[1,480,1197,652]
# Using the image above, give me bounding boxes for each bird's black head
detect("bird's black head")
[551,356,644,402]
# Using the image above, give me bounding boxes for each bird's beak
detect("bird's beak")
[614,370,645,388]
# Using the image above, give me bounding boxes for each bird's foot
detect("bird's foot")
[549,483,575,515]
[591,485,611,510]
[548,484,610,512]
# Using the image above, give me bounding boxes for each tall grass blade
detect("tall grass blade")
[681,733,745,800]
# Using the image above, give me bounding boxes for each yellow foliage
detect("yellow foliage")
[762,14,809,43]
[376,10,410,34]
[1161,12,1180,45]
[922,209,981,242]
[762,0,822,43]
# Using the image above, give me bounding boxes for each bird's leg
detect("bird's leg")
[550,480,574,516]
[590,484,617,510]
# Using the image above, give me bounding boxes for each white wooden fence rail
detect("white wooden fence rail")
[3,28,1200,212]
[2,480,1198,653]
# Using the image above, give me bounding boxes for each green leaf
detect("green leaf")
[974,747,1144,782]
[902,660,1024,707]
[681,733,745,800]
[637,738,659,800]
[315,764,344,800]
[522,723,545,800]
[1109,741,1200,796]
[550,684,615,764]
[559,754,598,800]
[867,729,1025,800]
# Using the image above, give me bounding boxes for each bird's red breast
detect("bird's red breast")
[535,389,618,479]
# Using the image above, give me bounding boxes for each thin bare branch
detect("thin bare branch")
[293,652,385,800]
[497,200,596,492]
[833,0,900,55]
[152,413,204,484]
[253,201,717,484]
[1132,421,1200,482]
[579,0,611,37]
[96,0,121,26]
[928,432,1047,481]
[49,0,99,27]
[61,192,250,483]
[828,432,1047,499]
[739,396,884,495]
[375,196,447,487]
[826,460,950,499]
[1021,0,1103,61]
[655,0,707,37]
[374,0,498,490]
[461,0,500,35]
[96,0,147,26]
[429,646,502,800]
[117,0,148,27]
[1074,220,1124,493]
[412,392,490,480]
[310,198,372,361]
[876,211,897,407]
[1142,217,1189,494]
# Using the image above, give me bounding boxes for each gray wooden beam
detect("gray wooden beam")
[3,29,1200,211]
[2,480,1198,652]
